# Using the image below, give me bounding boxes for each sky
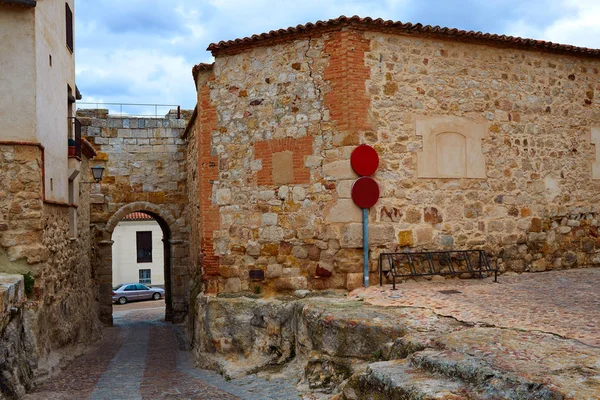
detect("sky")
[74,0,600,114]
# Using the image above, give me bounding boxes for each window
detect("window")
[136,231,152,263]
[139,270,151,285]
[124,285,137,291]
[65,3,73,53]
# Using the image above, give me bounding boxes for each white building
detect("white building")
[111,212,165,288]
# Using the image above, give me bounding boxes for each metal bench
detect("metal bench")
[378,249,498,289]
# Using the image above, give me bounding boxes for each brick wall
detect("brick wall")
[323,30,371,144]
[196,79,221,289]
[255,137,313,186]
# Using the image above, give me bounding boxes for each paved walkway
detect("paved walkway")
[24,301,303,400]
[351,267,600,347]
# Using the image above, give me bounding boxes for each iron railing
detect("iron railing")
[379,249,498,289]
[76,102,181,119]
[68,117,81,158]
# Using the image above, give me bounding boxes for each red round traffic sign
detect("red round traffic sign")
[350,144,379,176]
[351,177,380,208]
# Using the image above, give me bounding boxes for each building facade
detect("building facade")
[187,16,600,294]
[0,0,101,395]
[112,212,165,288]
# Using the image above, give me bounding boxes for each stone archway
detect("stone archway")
[96,202,188,325]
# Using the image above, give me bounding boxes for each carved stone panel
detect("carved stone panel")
[416,116,487,179]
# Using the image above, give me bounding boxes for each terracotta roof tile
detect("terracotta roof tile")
[207,15,600,57]
[122,212,153,221]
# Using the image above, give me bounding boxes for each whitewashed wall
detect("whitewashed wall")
[111,220,165,287]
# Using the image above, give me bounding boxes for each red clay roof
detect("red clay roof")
[207,15,600,57]
[122,212,154,221]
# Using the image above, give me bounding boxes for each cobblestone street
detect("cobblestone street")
[23,301,302,400]
[353,267,600,347]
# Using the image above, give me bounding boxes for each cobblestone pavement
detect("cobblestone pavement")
[352,267,600,347]
[24,300,304,400]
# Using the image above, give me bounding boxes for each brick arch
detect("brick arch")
[105,202,179,237]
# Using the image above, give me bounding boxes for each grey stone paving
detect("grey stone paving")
[89,322,149,400]
[24,301,306,399]
[176,350,303,400]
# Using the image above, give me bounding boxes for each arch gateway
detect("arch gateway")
[78,110,194,325]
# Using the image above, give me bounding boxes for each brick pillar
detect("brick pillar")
[324,30,371,144]
[197,76,221,281]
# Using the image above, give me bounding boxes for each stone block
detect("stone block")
[292,186,307,201]
[404,208,422,224]
[415,227,433,245]
[215,189,232,205]
[336,180,354,198]
[266,264,283,278]
[221,277,241,293]
[326,199,362,223]
[219,265,240,278]
[260,226,284,242]
[261,213,278,226]
[273,276,308,290]
[370,224,396,246]
[258,190,274,201]
[292,246,308,259]
[334,249,363,273]
[346,273,364,291]
[424,207,443,224]
[261,243,279,256]
[397,230,414,247]
[323,160,357,180]
[340,223,362,248]
[529,217,542,233]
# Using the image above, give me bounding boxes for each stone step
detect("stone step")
[343,359,476,399]
[410,350,563,399]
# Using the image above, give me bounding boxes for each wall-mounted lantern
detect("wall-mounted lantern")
[90,165,105,182]
[81,165,105,185]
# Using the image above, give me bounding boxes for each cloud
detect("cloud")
[74,0,596,111]
[506,0,600,48]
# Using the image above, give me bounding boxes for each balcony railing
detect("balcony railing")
[76,102,182,119]
[68,117,81,158]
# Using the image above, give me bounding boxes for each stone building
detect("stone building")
[77,108,191,325]
[0,0,102,396]
[187,16,600,294]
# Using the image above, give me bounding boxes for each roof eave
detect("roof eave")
[0,0,36,7]
[206,15,600,58]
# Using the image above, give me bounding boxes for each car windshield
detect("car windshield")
[113,284,123,290]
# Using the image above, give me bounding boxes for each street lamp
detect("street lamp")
[81,165,105,185]
[90,165,105,182]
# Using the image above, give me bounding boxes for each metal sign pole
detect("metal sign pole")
[363,207,369,287]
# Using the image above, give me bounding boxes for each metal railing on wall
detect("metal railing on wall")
[76,102,181,119]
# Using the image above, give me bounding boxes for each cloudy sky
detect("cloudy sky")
[74,0,600,114]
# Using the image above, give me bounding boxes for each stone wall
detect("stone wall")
[78,109,192,324]
[0,146,101,397]
[0,144,45,269]
[192,25,600,293]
